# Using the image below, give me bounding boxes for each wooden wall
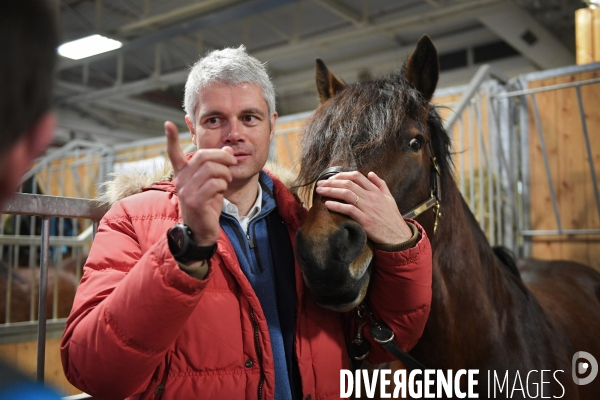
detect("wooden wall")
[528,69,600,270]
[36,156,100,198]
[274,118,305,172]
[34,136,194,199]
[0,338,82,396]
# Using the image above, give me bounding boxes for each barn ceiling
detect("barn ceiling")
[52,0,585,145]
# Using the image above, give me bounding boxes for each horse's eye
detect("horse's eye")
[409,137,422,152]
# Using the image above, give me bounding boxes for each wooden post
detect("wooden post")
[576,7,600,65]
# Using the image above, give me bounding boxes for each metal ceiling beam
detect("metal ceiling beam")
[272,26,499,92]
[66,103,119,129]
[116,0,238,33]
[310,0,366,27]
[58,0,506,106]
[58,0,299,71]
[255,15,293,42]
[478,2,574,69]
[55,80,185,122]
[253,0,504,62]
[58,69,188,104]
[56,112,152,142]
[117,0,144,19]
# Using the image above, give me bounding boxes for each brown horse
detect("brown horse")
[0,259,79,323]
[294,35,600,399]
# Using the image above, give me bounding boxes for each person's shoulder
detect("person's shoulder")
[103,184,178,223]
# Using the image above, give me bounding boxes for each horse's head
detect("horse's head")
[295,35,446,312]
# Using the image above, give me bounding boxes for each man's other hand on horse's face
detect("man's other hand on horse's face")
[315,171,412,245]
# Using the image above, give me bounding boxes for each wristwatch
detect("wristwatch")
[167,223,217,264]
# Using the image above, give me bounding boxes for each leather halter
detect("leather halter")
[315,158,443,233]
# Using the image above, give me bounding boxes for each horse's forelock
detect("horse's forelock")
[296,73,429,189]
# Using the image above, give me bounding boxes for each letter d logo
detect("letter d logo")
[572,351,598,385]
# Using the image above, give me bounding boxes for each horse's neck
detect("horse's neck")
[432,184,506,299]
[417,180,525,366]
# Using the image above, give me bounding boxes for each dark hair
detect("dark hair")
[0,0,59,151]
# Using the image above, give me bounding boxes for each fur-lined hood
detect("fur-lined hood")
[96,157,297,206]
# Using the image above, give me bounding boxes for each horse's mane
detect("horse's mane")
[492,245,522,279]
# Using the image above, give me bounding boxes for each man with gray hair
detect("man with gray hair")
[62,45,432,399]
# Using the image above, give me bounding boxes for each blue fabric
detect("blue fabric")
[220,171,294,400]
[0,383,62,400]
[0,361,62,400]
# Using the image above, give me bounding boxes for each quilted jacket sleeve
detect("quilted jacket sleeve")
[60,197,211,399]
[364,219,432,364]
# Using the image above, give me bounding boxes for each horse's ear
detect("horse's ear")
[405,35,439,102]
[316,58,346,103]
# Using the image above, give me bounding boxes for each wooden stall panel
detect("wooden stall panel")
[115,138,193,163]
[274,119,306,171]
[528,70,600,270]
[35,155,101,198]
[0,338,81,396]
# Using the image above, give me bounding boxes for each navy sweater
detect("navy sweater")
[220,172,300,400]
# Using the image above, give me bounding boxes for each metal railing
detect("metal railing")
[438,64,519,251]
[494,69,600,240]
[1,193,107,386]
[440,62,600,256]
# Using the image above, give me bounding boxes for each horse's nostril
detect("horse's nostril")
[343,222,363,244]
[334,222,367,263]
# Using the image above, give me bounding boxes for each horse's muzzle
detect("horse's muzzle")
[295,220,373,311]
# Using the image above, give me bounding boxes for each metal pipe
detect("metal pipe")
[2,193,108,220]
[476,97,485,231]
[495,97,503,246]
[0,233,93,246]
[483,90,494,243]
[5,241,11,324]
[0,214,5,324]
[54,218,65,320]
[494,77,600,98]
[8,214,22,323]
[29,178,39,319]
[522,229,600,236]
[36,217,50,383]
[517,86,532,257]
[444,65,491,132]
[468,105,475,211]
[459,117,465,196]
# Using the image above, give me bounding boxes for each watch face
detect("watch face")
[168,225,186,254]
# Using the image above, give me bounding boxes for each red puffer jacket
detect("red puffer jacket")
[61,171,432,400]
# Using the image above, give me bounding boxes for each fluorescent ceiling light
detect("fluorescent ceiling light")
[58,34,122,60]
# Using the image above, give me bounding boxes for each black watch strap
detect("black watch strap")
[183,241,217,263]
[167,224,217,263]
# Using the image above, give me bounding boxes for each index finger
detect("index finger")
[367,171,393,196]
[321,171,378,192]
[165,121,187,174]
